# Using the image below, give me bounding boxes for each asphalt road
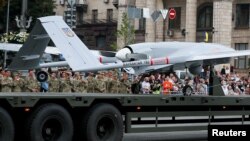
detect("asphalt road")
[123,130,207,141]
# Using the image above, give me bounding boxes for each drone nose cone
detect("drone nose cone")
[115,48,131,61]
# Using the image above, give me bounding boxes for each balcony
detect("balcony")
[75,0,88,12]
[77,19,117,27]
[79,19,117,25]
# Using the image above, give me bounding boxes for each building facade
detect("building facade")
[54,0,118,50]
[54,0,250,70]
[116,0,250,70]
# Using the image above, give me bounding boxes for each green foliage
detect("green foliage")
[0,32,29,43]
[110,42,118,51]
[0,0,56,33]
[28,0,56,20]
[117,13,135,47]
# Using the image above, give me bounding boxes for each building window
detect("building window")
[235,43,248,69]
[96,36,106,49]
[197,4,213,29]
[236,4,250,28]
[139,18,146,30]
[169,7,181,30]
[107,9,113,22]
[92,9,98,23]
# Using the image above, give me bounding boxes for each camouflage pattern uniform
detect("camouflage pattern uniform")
[95,74,106,93]
[78,79,88,93]
[119,79,131,94]
[12,75,25,92]
[71,77,81,92]
[103,72,112,93]
[59,72,72,93]
[1,75,13,92]
[86,74,96,93]
[59,78,72,92]
[119,73,132,94]
[25,77,40,92]
[0,72,3,92]
[48,76,60,92]
[110,75,120,93]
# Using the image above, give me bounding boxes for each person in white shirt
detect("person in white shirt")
[141,77,151,94]
[221,80,228,95]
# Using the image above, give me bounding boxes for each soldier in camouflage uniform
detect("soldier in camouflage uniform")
[1,71,13,92]
[48,72,60,92]
[59,71,72,93]
[119,72,131,94]
[104,71,112,93]
[110,73,120,93]
[12,72,25,92]
[77,74,88,93]
[24,70,40,92]
[0,69,4,92]
[72,72,87,93]
[86,72,96,93]
[94,72,106,93]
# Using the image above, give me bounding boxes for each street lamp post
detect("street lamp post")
[3,0,10,69]
[15,0,32,32]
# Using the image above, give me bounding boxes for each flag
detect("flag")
[134,8,142,19]
[160,9,168,20]
[143,8,150,18]
[128,7,142,19]
[128,6,136,18]
[151,10,160,22]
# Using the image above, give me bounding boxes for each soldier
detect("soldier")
[1,71,13,92]
[86,72,96,93]
[0,69,5,92]
[78,75,88,93]
[110,73,120,93]
[71,72,81,93]
[12,72,25,92]
[119,72,131,94]
[59,71,72,93]
[94,72,106,93]
[48,72,60,92]
[24,70,40,92]
[104,71,113,93]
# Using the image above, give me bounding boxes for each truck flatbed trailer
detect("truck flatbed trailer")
[1,92,250,141]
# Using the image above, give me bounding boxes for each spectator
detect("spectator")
[162,76,173,95]
[141,77,151,94]
[220,65,226,75]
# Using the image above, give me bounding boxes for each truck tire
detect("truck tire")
[82,103,123,141]
[0,107,14,141]
[27,104,73,141]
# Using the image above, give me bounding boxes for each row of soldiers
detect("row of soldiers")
[0,70,39,92]
[0,69,132,94]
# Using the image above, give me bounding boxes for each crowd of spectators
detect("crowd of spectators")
[131,66,250,95]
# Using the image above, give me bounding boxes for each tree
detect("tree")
[112,13,135,50]
[0,0,55,33]
[0,0,6,9]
